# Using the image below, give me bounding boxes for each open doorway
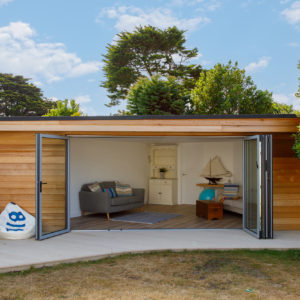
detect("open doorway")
[69,136,244,230]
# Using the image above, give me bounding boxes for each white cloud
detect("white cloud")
[207,2,221,11]
[288,41,300,47]
[281,1,300,24]
[200,59,212,66]
[75,95,98,116]
[273,93,300,110]
[75,95,92,104]
[81,105,98,116]
[244,56,271,73]
[0,0,13,7]
[172,0,221,11]
[0,22,100,83]
[48,97,58,102]
[97,6,210,32]
[280,0,292,4]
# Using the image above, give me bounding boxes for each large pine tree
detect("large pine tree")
[0,73,53,116]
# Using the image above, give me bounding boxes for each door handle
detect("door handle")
[39,181,47,192]
[182,173,187,176]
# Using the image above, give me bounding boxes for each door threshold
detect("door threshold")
[71,228,243,232]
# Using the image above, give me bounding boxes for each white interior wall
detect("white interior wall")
[70,138,150,218]
[178,140,243,204]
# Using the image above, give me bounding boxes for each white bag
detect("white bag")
[0,202,35,240]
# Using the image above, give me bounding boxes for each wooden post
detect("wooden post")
[106,213,110,220]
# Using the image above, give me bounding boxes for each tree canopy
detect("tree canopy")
[43,99,84,116]
[272,102,295,114]
[101,25,202,106]
[296,61,300,99]
[293,61,300,159]
[127,76,188,115]
[0,73,53,116]
[190,61,274,114]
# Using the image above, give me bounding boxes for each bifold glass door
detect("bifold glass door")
[243,135,272,239]
[36,134,70,240]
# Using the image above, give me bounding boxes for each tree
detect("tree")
[127,76,188,115]
[0,73,53,116]
[190,61,274,114]
[43,99,84,116]
[272,102,295,114]
[293,126,300,159]
[293,61,300,159]
[296,61,300,99]
[101,25,202,106]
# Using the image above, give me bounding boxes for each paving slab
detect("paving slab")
[0,229,300,273]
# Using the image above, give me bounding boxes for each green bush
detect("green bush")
[293,126,300,159]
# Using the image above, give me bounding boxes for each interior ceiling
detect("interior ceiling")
[69,135,244,144]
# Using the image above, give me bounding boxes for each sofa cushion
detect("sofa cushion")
[100,181,116,191]
[103,187,117,198]
[115,183,133,197]
[81,183,92,192]
[111,196,139,206]
[87,182,101,192]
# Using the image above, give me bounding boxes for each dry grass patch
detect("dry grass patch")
[0,250,300,300]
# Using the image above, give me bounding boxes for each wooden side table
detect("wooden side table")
[196,200,223,220]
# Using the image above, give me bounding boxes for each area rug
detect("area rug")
[111,212,181,224]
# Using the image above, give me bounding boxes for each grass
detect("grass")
[0,249,300,299]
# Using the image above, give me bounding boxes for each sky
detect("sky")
[0,0,299,115]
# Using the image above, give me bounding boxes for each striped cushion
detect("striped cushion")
[223,184,239,199]
[115,183,133,197]
[103,187,117,198]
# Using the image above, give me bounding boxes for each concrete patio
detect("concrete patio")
[1,229,300,273]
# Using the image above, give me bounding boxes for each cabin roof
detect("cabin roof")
[0,114,297,121]
[0,114,298,136]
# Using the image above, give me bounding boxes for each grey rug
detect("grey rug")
[111,211,181,224]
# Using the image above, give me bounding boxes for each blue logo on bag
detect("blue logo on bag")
[6,211,26,231]
[9,211,26,222]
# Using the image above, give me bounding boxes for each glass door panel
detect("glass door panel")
[36,134,69,240]
[243,137,260,237]
[243,135,273,239]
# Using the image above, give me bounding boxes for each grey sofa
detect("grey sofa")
[79,181,145,220]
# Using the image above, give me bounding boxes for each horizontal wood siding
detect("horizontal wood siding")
[0,132,36,215]
[273,135,300,230]
[0,118,298,135]
[40,138,66,233]
[0,132,67,234]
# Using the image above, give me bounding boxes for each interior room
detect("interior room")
[70,136,244,230]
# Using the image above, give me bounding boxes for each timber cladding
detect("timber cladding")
[0,132,35,215]
[0,132,66,233]
[273,135,300,230]
[0,117,298,135]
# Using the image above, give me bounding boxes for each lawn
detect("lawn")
[0,250,300,300]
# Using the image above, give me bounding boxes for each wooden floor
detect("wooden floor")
[71,204,242,230]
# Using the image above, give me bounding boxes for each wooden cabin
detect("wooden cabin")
[0,114,299,240]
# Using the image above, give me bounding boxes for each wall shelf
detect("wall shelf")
[196,184,224,188]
